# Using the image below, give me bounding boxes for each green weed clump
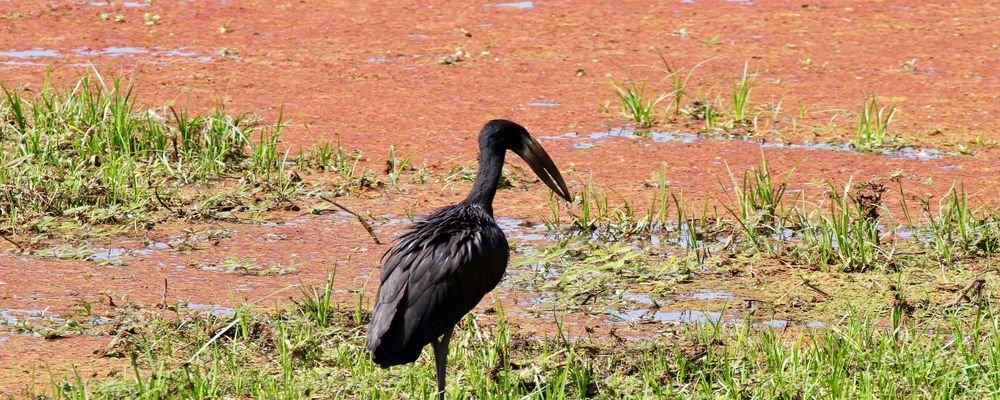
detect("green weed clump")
[725,151,790,253]
[385,144,411,190]
[730,62,755,122]
[798,183,886,271]
[548,171,720,256]
[655,55,707,116]
[855,95,897,150]
[0,73,369,234]
[612,80,666,128]
[924,185,1000,262]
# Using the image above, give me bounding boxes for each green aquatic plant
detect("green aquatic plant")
[612,79,667,128]
[731,61,755,122]
[796,180,889,271]
[925,184,1000,262]
[855,95,897,150]
[725,150,790,253]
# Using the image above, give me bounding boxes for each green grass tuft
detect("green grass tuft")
[731,61,755,122]
[612,80,666,128]
[855,95,897,150]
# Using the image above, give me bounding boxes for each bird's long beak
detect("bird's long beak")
[514,136,572,202]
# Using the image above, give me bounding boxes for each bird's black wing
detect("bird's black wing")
[366,204,509,367]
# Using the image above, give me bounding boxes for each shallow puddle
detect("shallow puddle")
[764,140,944,160]
[90,247,152,263]
[892,225,935,242]
[528,101,560,107]
[76,46,215,62]
[612,309,724,323]
[0,48,60,59]
[184,303,236,318]
[495,216,550,241]
[759,319,826,328]
[377,214,550,242]
[77,47,149,57]
[1,308,60,327]
[542,127,947,160]
[79,0,149,7]
[687,289,735,300]
[623,293,654,304]
[28,242,157,264]
[367,54,425,64]
[0,61,48,67]
[0,46,218,66]
[488,1,535,9]
[611,307,826,328]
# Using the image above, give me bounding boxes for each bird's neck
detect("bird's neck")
[463,146,505,216]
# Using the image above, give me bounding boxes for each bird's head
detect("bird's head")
[478,119,572,202]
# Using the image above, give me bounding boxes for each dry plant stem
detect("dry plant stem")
[160,278,169,308]
[0,232,24,252]
[802,278,832,299]
[153,186,179,216]
[319,196,382,244]
[942,277,986,308]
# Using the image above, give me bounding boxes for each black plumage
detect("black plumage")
[367,204,508,366]
[366,119,571,397]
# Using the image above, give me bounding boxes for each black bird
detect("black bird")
[366,119,572,397]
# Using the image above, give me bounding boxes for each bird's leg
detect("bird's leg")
[431,326,455,399]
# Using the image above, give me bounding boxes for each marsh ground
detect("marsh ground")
[1,0,999,398]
